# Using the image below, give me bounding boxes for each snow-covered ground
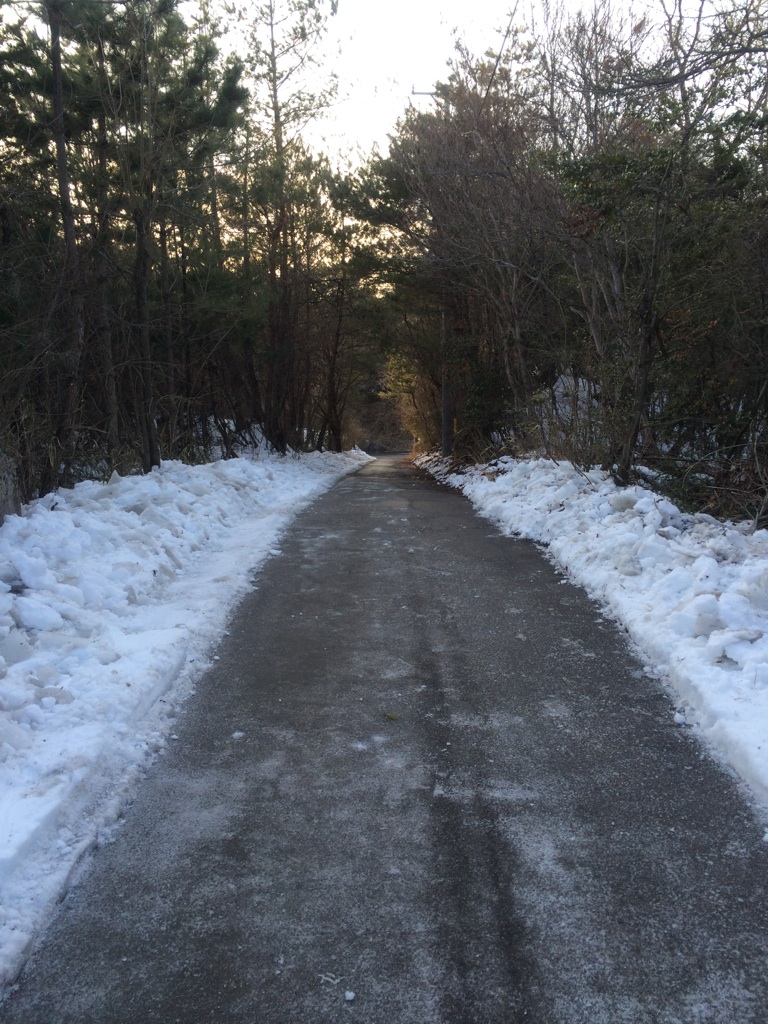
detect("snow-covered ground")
[4,444,768,990]
[418,453,768,818]
[0,448,372,986]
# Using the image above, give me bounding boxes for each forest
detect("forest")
[1,0,768,525]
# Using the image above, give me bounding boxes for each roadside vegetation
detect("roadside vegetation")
[364,0,768,526]
[1,0,768,524]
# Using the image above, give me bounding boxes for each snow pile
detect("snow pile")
[420,454,768,804]
[0,448,371,984]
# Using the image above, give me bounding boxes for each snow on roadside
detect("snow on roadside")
[0,447,372,986]
[418,453,768,809]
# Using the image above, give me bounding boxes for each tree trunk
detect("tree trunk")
[159,216,178,453]
[441,307,454,457]
[614,314,657,485]
[43,0,85,493]
[134,205,161,471]
[94,43,120,465]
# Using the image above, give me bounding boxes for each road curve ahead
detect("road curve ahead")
[3,455,768,1024]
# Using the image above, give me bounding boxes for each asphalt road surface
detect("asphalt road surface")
[3,454,768,1024]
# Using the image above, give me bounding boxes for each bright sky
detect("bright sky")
[311,0,520,161]
[309,0,653,163]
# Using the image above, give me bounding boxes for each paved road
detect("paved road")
[3,455,768,1024]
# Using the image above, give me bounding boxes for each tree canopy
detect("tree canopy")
[365,0,768,524]
[0,0,767,524]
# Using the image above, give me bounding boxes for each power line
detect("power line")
[478,6,517,117]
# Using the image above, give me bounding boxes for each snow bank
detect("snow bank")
[0,448,371,985]
[419,454,768,807]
